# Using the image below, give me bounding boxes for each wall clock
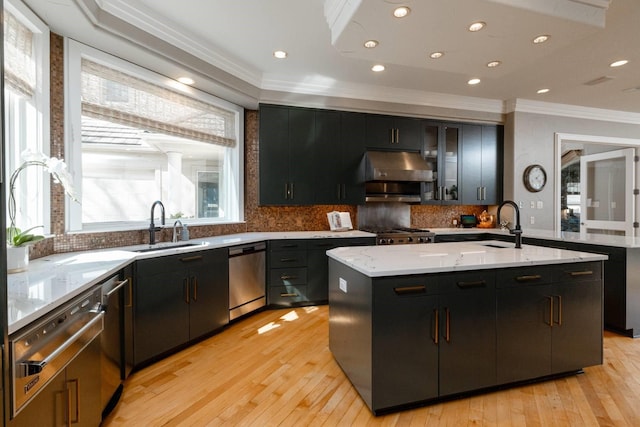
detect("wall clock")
[523,164,547,192]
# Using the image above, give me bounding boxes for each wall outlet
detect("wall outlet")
[339,278,348,293]
[530,216,535,225]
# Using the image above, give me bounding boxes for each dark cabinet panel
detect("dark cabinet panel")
[259,105,290,205]
[366,114,422,150]
[461,124,503,205]
[133,249,229,365]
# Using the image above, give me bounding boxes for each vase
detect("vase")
[7,245,29,273]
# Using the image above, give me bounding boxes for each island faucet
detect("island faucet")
[149,200,165,245]
[497,200,522,249]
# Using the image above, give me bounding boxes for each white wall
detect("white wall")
[504,111,640,230]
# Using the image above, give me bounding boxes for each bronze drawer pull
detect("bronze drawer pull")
[280,275,298,280]
[515,274,542,282]
[280,293,299,297]
[279,258,299,262]
[393,285,426,295]
[456,280,486,289]
[569,270,593,277]
[180,255,203,262]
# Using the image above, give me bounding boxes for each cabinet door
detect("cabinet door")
[372,276,439,409]
[480,125,501,204]
[185,249,229,339]
[551,263,603,373]
[9,368,67,427]
[438,271,496,395]
[134,266,188,364]
[394,116,422,151]
[288,108,315,204]
[365,114,396,149]
[423,122,460,205]
[339,112,366,204]
[496,283,552,383]
[461,124,483,204]
[259,105,290,205]
[313,110,343,203]
[65,339,102,427]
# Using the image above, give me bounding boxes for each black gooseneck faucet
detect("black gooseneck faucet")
[497,200,522,249]
[149,200,165,245]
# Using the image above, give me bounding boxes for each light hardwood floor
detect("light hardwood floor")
[104,305,640,426]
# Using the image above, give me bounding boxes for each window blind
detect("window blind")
[3,10,36,98]
[81,59,236,147]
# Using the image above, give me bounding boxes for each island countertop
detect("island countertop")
[326,240,608,277]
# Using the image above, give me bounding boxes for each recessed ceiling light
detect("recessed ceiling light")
[610,59,629,67]
[537,88,550,94]
[468,21,485,32]
[532,35,550,44]
[372,64,385,72]
[468,78,481,85]
[430,52,444,59]
[273,50,288,59]
[364,40,379,49]
[177,77,194,85]
[393,7,411,18]
[486,60,501,68]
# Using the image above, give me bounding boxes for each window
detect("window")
[66,40,244,231]
[3,0,50,233]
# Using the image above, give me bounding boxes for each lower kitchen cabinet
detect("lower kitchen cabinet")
[268,237,375,307]
[496,263,602,384]
[9,339,102,427]
[371,270,496,409]
[133,248,229,365]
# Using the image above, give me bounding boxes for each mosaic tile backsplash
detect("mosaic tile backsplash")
[29,34,487,259]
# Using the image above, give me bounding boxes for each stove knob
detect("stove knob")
[418,237,427,243]
[379,238,387,245]
[388,238,394,245]
[408,237,414,243]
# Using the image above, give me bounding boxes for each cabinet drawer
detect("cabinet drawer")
[373,275,437,297]
[269,240,307,251]
[269,250,307,268]
[135,250,217,275]
[269,285,309,305]
[439,270,496,294]
[269,267,307,286]
[497,266,554,288]
[553,262,602,282]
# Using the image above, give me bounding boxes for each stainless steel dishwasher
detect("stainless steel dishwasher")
[228,242,266,320]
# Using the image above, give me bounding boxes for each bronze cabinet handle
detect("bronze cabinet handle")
[280,293,299,297]
[456,280,486,289]
[433,309,439,345]
[515,274,542,282]
[547,296,553,327]
[180,255,203,263]
[569,270,593,277]
[393,285,426,295]
[445,308,451,343]
[280,275,298,280]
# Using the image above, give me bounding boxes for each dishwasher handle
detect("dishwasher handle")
[229,242,266,257]
[17,310,105,378]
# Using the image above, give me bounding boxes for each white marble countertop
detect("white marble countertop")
[6,230,375,334]
[429,227,640,249]
[326,240,608,277]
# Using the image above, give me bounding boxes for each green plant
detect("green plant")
[6,226,45,247]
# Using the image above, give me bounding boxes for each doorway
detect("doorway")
[555,133,640,236]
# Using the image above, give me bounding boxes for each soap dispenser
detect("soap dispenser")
[181,224,190,241]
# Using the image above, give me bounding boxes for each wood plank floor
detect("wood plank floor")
[104,305,640,426]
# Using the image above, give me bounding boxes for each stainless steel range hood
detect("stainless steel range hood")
[364,151,430,203]
[364,150,431,182]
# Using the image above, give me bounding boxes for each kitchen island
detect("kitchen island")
[327,241,607,415]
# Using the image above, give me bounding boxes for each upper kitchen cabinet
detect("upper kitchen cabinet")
[259,105,316,205]
[461,124,503,205]
[259,104,365,206]
[365,114,422,151]
[422,122,461,205]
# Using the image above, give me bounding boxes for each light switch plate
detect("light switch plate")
[339,278,347,293]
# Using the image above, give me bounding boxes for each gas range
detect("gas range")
[360,227,435,245]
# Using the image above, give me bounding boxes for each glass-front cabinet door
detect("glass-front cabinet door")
[423,122,460,204]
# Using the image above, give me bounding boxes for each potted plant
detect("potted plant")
[6,149,79,273]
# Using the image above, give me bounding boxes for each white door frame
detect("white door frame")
[554,133,640,233]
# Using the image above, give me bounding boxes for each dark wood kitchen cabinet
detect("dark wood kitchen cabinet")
[330,262,497,413]
[133,249,229,365]
[259,105,316,205]
[461,124,503,205]
[422,122,461,205]
[365,114,422,151]
[496,263,602,384]
[259,105,365,205]
[268,237,375,306]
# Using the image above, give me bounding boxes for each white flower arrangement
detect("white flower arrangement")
[7,149,80,247]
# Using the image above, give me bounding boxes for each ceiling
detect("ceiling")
[23,0,640,117]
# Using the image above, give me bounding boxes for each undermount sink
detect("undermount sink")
[482,243,510,249]
[134,242,201,253]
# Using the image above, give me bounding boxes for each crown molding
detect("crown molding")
[506,98,640,125]
[78,0,263,87]
[261,76,505,115]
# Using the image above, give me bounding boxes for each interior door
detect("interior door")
[579,148,635,236]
